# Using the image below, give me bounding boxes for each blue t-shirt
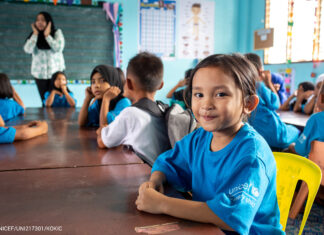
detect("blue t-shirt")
[87,97,131,127]
[249,82,300,149]
[0,127,16,144]
[43,91,77,107]
[295,111,324,157]
[271,73,287,105]
[0,98,24,121]
[152,124,283,235]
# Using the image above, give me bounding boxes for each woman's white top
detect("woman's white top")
[23,29,65,79]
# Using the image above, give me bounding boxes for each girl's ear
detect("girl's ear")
[158,81,164,90]
[243,95,259,114]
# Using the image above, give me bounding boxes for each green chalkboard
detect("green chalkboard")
[0,1,114,80]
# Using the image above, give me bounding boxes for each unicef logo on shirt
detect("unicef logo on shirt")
[251,186,259,197]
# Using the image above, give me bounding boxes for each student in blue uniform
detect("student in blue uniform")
[78,65,131,127]
[289,83,324,157]
[0,73,25,121]
[271,72,287,105]
[43,71,76,107]
[136,54,283,235]
[0,115,48,144]
[245,53,300,150]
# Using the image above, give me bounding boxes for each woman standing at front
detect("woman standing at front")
[24,12,65,104]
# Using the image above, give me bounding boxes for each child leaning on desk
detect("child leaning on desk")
[0,73,25,121]
[136,54,284,235]
[0,114,48,144]
[289,82,324,157]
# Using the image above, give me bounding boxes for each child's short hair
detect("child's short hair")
[299,81,315,92]
[116,67,126,85]
[244,53,262,72]
[127,52,163,92]
[184,69,193,80]
[192,3,201,8]
[185,54,258,110]
[0,73,13,99]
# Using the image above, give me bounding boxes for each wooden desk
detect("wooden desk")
[277,110,309,129]
[0,164,223,234]
[0,108,143,171]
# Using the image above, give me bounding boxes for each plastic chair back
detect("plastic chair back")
[273,152,322,235]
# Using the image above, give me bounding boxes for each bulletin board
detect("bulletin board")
[0,1,114,81]
[139,0,176,58]
[178,0,214,59]
[254,28,274,50]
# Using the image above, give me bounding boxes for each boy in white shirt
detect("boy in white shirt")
[96,52,170,165]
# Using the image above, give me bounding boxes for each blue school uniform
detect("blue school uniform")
[152,124,283,235]
[87,97,131,127]
[0,98,24,121]
[0,127,16,144]
[43,91,77,107]
[249,81,300,149]
[295,111,324,157]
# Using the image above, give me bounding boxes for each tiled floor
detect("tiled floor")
[286,202,324,235]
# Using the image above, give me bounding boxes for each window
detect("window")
[265,0,322,64]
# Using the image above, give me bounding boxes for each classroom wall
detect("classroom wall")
[242,0,324,91]
[13,0,240,107]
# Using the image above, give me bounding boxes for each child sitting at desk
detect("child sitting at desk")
[302,74,324,115]
[43,71,76,107]
[280,81,315,113]
[136,54,283,234]
[0,73,25,121]
[0,114,48,144]
[166,68,192,109]
[78,65,131,127]
[245,53,300,150]
[289,82,324,157]
[97,52,170,165]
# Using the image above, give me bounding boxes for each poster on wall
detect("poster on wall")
[277,68,295,96]
[178,0,214,59]
[139,0,176,58]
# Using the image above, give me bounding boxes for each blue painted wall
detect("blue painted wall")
[13,0,240,107]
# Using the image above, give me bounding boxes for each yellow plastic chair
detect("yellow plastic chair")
[273,152,322,235]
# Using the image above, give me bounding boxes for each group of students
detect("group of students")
[1,51,324,234]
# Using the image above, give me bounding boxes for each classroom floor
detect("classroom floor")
[286,201,324,234]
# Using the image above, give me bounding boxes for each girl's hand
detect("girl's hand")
[61,85,68,93]
[139,181,164,194]
[135,187,166,214]
[103,86,121,100]
[85,87,95,99]
[31,23,38,35]
[44,22,51,37]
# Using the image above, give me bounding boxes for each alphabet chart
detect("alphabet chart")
[139,0,176,58]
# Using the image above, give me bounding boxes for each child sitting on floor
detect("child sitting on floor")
[136,54,283,234]
[96,52,170,165]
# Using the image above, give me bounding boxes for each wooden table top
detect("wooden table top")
[0,108,143,171]
[0,164,223,235]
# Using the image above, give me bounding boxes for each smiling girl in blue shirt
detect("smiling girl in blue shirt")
[78,65,131,127]
[136,54,283,235]
[43,71,76,107]
[0,73,25,121]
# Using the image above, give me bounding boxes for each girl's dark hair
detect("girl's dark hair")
[184,54,258,119]
[184,68,193,80]
[90,65,124,111]
[26,12,56,50]
[49,71,71,93]
[0,73,13,99]
[299,81,315,92]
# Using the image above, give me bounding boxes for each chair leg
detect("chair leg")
[289,182,308,219]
